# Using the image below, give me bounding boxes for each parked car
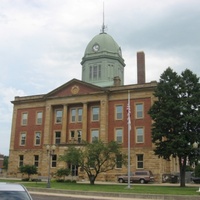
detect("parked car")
[192,176,200,183]
[0,182,33,200]
[117,170,154,184]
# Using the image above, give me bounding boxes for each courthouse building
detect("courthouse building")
[8,28,178,182]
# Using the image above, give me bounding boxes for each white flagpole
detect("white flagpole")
[127,90,131,188]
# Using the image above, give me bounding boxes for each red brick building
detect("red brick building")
[8,31,178,182]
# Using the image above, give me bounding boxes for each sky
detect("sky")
[0,0,200,156]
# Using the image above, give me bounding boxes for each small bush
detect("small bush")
[21,178,29,181]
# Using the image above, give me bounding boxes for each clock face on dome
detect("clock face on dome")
[92,44,100,52]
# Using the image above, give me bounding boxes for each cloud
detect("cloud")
[0,84,26,155]
[0,0,200,155]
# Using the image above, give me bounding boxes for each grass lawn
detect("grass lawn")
[0,179,199,196]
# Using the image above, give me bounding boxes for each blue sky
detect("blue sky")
[1,0,200,156]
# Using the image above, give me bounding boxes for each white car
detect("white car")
[0,182,33,200]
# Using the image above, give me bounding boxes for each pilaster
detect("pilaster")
[82,102,88,141]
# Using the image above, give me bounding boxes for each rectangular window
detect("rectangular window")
[71,108,76,122]
[92,107,99,121]
[35,132,41,145]
[55,110,62,123]
[20,132,26,146]
[137,154,144,169]
[71,108,83,122]
[34,155,39,167]
[115,128,123,143]
[70,130,75,139]
[78,108,83,122]
[89,66,92,79]
[136,127,144,143]
[19,155,24,167]
[98,65,101,78]
[36,111,43,124]
[116,154,122,168]
[93,65,97,79]
[136,103,144,118]
[91,129,99,142]
[77,130,82,143]
[55,131,61,144]
[52,155,57,167]
[116,105,123,120]
[21,113,28,125]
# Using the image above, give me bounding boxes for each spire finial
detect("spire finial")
[101,2,106,33]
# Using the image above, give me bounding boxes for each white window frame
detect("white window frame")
[92,107,99,121]
[35,131,41,146]
[136,103,144,119]
[55,110,62,124]
[36,111,43,125]
[21,113,28,126]
[55,131,61,144]
[116,105,123,120]
[91,129,99,142]
[136,127,144,143]
[115,128,123,143]
[137,154,144,169]
[20,132,26,146]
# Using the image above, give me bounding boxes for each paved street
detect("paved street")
[31,192,147,200]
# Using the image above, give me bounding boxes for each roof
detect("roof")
[0,183,26,191]
[83,32,123,58]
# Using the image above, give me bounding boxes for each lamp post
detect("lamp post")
[193,142,199,169]
[46,144,56,188]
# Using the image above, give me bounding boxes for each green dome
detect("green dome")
[82,32,124,65]
[84,33,121,56]
[81,31,125,87]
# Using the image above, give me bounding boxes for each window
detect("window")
[89,64,101,80]
[34,155,39,167]
[78,108,83,122]
[35,132,41,145]
[92,107,99,121]
[115,128,123,143]
[91,130,99,142]
[20,132,26,146]
[77,130,82,143]
[71,109,76,122]
[137,154,144,169]
[36,111,42,124]
[19,155,24,167]
[71,108,83,122]
[21,113,28,125]
[52,155,57,167]
[55,110,62,123]
[70,130,82,143]
[55,131,61,144]
[136,127,144,143]
[136,103,144,118]
[116,105,123,120]
[116,154,122,168]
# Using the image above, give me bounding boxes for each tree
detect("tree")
[19,165,37,180]
[194,164,200,177]
[148,67,200,187]
[3,156,8,170]
[59,140,126,185]
[56,168,70,181]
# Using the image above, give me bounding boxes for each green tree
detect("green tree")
[19,165,37,180]
[56,168,70,181]
[3,156,8,170]
[148,67,200,187]
[59,140,126,185]
[194,164,200,177]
